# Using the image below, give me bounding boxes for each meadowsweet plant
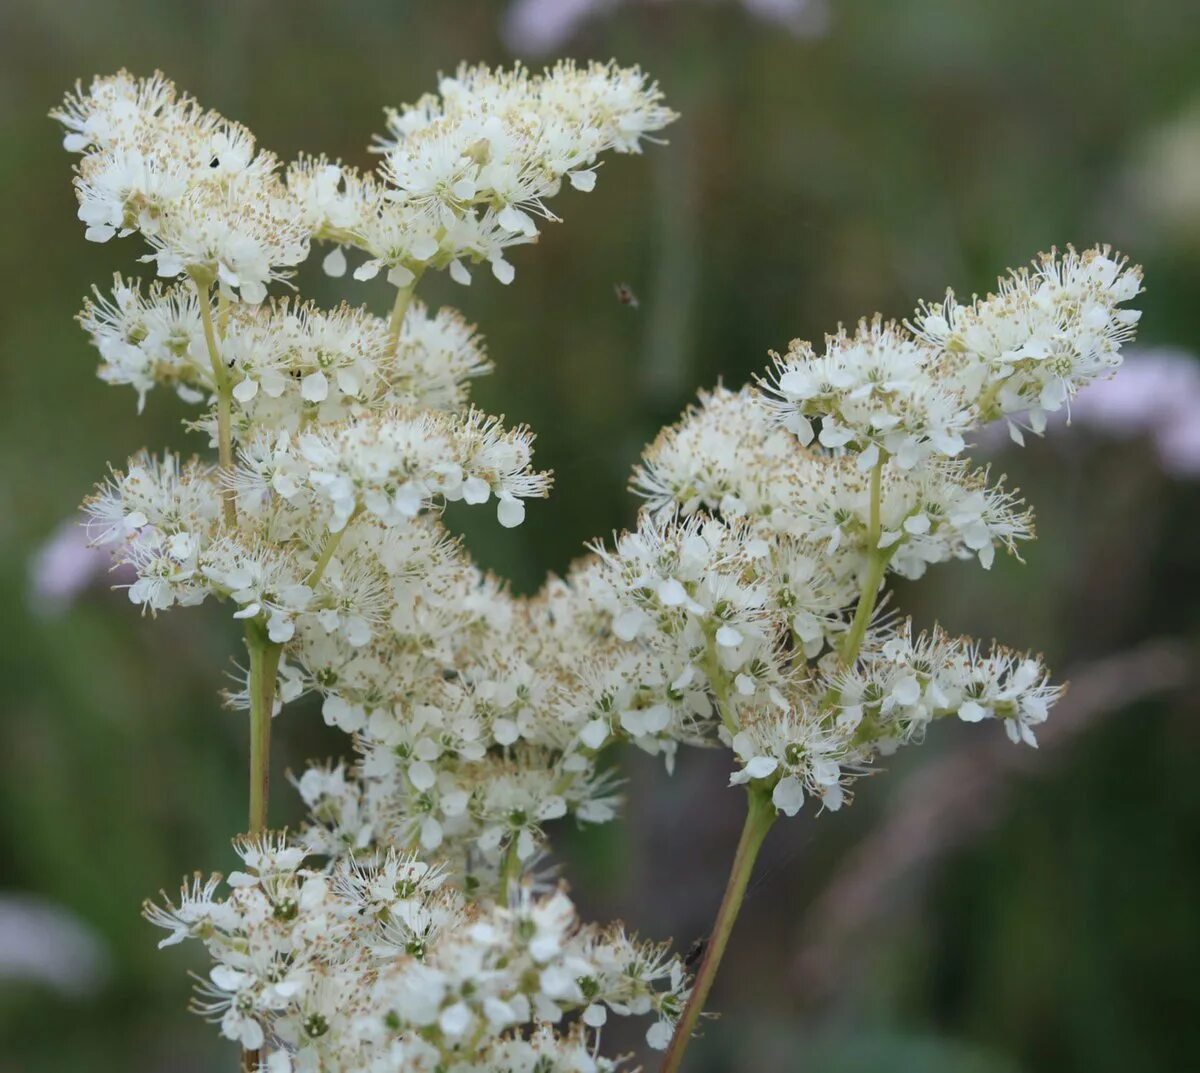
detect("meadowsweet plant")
[55,63,1143,1073]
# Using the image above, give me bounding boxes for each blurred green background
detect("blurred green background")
[2,1,1199,1070]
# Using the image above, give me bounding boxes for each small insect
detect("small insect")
[684,935,709,971]
[614,282,639,309]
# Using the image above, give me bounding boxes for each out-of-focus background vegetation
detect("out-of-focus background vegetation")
[2,0,1199,1070]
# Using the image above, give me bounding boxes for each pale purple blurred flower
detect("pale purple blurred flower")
[28,515,122,615]
[1066,349,1200,475]
[0,894,110,997]
[975,349,1200,477]
[502,0,828,55]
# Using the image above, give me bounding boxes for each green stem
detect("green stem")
[659,786,776,1073]
[498,839,521,908]
[305,526,347,589]
[387,277,418,355]
[194,278,238,528]
[702,636,740,736]
[840,458,886,667]
[244,621,283,835]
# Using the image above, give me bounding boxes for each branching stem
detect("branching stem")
[242,620,281,1073]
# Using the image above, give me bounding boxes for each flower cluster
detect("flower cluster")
[566,245,1139,818]
[146,837,685,1071]
[60,62,1143,1073]
[762,249,1142,460]
[291,60,674,288]
[60,65,682,1070]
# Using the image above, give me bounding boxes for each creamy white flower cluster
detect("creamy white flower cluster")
[291,60,674,288]
[80,279,492,416]
[60,64,1143,1073]
[146,836,686,1072]
[553,247,1139,817]
[762,250,1142,462]
[55,72,307,301]
[60,66,682,1070]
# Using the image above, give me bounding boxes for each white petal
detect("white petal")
[647,1021,673,1050]
[462,476,490,504]
[497,496,525,528]
[491,257,515,285]
[772,776,805,816]
[387,264,416,287]
[232,378,258,403]
[301,371,328,403]
[568,169,597,192]
[321,246,347,278]
[715,624,743,648]
[744,756,779,780]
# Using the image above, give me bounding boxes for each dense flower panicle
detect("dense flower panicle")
[762,247,1142,457]
[568,246,1138,822]
[910,247,1143,438]
[56,72,308,302]
[761,318,976,469]
[145,839,686,1070]
[82,280,492,421]
[830,625,1062,748]
[633,386,1034,577]
[784,456,1034,574]
[78,275,204,410]
[292,60,677,287]
[60,61,1142,1071]
[134,170,309,302]
[632,384,804,523]
[233,407,550,532]
[725,621,1060,816]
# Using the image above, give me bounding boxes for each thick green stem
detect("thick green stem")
[659,786,776,1073]
[245,621,282,835]
[195,279,238,528]
[241,624,281,1073]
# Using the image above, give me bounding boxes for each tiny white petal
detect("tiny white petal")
[321,246,347,278]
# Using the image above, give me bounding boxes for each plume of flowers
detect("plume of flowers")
[145,837,685,1070]
[57,64,682,1070]
[55,62,1144,1073]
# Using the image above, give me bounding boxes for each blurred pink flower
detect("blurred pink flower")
[1066,348,1200,475]
[0,894,110,997]
[28,515,127,615]
[976,348,1200,477]
[502,0,829,55]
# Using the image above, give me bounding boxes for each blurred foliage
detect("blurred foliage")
[1,1,1198,1070]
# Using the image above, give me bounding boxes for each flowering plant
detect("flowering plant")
[55,62,1141,1073]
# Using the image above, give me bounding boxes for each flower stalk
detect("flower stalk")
[194,278,238,528]
[387,275,420,355]
[245,620,282,835]
[659,784,776,1073]
[841,456,887,666]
